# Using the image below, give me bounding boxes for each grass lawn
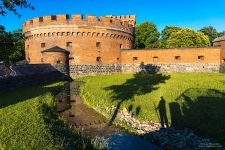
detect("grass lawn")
[0,82,105,150]
[78,73,225,146]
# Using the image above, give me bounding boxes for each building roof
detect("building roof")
[41,46,70,54]
[213,36,225,42]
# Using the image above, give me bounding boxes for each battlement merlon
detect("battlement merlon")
[108,15,136,26]
[22,14,136,33]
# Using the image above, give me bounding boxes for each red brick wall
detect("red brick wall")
[121,48,222,64]
[23,14,135,65]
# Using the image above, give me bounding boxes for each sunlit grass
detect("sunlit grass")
[78,73,225,145]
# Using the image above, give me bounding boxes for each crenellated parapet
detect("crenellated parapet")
[23,14,135,65]
[23,14,136,34]
[108,15,136,26]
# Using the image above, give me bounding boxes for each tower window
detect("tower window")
[27,45,29,50]
[153,56,159,61]
[96,57,102,63]
[120,44,123,48]
[198,56,204,60]
[41,43,46,48]
[51,15,57,21]
[175,56,181,60]
[67,42,72,48]
[110,20,113,23]
[96,42,101,48]
[39,17,43,22]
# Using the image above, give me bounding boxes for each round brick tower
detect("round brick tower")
[23,14,136,65]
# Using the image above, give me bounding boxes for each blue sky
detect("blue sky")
[0,0,225,32]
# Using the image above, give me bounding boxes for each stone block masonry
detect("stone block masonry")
[69,64,122,78]
[121,63,222,74]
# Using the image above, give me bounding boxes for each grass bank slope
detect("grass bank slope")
[78,73,225,145]
[0,82,105,150]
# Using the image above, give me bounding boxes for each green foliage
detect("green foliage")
[199,26,218,45]
[135,22,160,48]
[166,28,210,48]
[0,82,106,150]
[161,26,182,47]
[0,0,34,17]
[218,31,225,37]
[0,26,25,63]
[78,73,225,146]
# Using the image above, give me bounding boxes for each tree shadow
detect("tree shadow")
[169,88,225,146]
[104,73,170,125]
[0,81,64,109]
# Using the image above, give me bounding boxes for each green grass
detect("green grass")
[77,73,225,146]
[0,82,106,150]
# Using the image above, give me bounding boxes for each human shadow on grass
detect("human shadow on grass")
[104,73,170,126]
[0,81,64,109]
[155,97,169,128]
[169,88,225,147]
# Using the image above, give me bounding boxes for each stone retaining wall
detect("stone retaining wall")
[121,63,223,73]
[0,64,67,93]
[69,64,122,78]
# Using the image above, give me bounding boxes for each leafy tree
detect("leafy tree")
[199,26,218,45]
[0,0,34,17]
[0,25,24,63]
[167,28,210,48]
[218,31,225,37]
[135,22,160,49]
[161,26,182,41]
[160,26,182,48]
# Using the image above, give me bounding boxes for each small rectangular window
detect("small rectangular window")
[41,43,46,48]
[198,56,204,60]
[51,15,57,21]
[30,20,33,25]
[39,17,43,22]
[96,42,101,48]
[153,56,158,61]
[110,20,113,23]
[96,57,102,64]
[133,57,138,61]
[27,45,29,50]
[67,42,72,47]
[175,56,181,60]
[120,44,123,48]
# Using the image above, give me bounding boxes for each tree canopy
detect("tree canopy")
[199,26,218,45]
[135,22,160,49]
[0,25,24,63]
[218,31,225,37]
[161,26,182,42]
[166,28,210,48]
[0,0,34,17]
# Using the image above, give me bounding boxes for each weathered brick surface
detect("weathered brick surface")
[22,14,225,76]
[23,14,135,65]
[121,48,223,64]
